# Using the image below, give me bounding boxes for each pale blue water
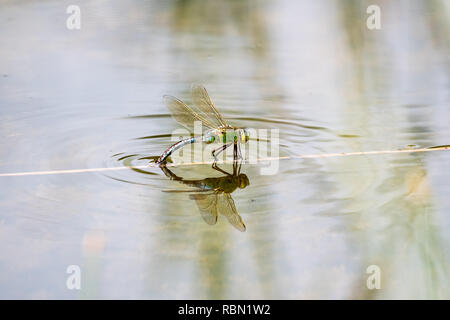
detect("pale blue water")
[0,0,449,299]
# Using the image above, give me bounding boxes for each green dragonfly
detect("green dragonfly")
[156,84,250,164]
[161,161,249,231]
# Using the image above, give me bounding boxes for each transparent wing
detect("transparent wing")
[217,193,246,232]
[163,95,217,131]
[189,192,218,226]
[191,84,228,128]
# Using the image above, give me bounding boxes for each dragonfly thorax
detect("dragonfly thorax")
[203,128,250,144]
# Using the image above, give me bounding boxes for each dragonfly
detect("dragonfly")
[161,161,249,232]
[156,84,250,164]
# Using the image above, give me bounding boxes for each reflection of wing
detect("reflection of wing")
[191,84,228,128]
[189,192,218,225]
[217,193,246,232]
[163,95,217,131]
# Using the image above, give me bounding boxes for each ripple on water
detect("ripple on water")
[100,113,338,232]
[106,113,335,185]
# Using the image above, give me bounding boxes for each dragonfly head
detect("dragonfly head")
[237,174,250,189]
[240,128,250,143]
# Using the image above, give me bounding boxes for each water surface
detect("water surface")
[0,0,449,299]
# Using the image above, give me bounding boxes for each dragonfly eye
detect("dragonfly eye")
[242,129,250,143]
[238,174,249,188]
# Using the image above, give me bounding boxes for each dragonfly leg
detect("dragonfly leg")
[238,142,243,160]
[212,142,233,162]
[160,165,183,181]
[212,162,232,176]
[233,142,243,161]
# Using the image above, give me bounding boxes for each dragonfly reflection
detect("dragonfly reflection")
[160,161,249,232]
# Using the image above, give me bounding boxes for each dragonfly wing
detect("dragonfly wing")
[191,84,228,128]
[217,193,246,232]
[163,95,217,130]
[189,192,218,226]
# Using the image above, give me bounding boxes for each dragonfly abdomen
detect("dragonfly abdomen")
[156,137,197,164]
